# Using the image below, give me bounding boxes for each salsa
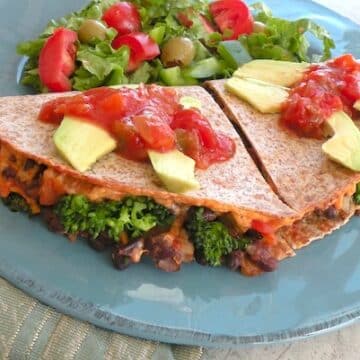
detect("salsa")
[38,85,235,169]
[281,54,360,138]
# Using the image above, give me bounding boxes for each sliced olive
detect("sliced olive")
[78,19,107,43]
[161,37,196,68]
[253,21,267,33]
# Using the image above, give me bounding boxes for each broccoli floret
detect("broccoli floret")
[354,183,360,205]
[186,207,251,267]
[2,193,31,213]
[55,195,174,241]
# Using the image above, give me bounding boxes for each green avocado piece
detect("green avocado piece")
[218,40,252,69]
[322,111,360,172]
[225,77,289,113]
[54,116,116,172]
[234,60,309,87]
[179,96,202,110]
[354,100,360,111]
[148,150,200,193]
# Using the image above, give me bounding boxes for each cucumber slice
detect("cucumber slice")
[160,67,198,86]
[184,58,225,79]
[218,40,252,69]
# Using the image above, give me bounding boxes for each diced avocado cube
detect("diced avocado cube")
[179,96,202,110]
[322,111,360,172]
[218,40,252,69]
[159,67,198,86]
[184,57,225,79]
[193,40,212,61]
[149,25,166,44]
[234,60,309,87]
[148,149,200,193]
[225,77,289,113]
[54,116,116,172]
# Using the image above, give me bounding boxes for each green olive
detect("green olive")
[161,37,196,68]
[253,21,267,33]
[78,19,107,43]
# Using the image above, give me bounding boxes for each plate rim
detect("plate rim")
[1,257,360,348]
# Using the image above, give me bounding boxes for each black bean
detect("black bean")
[244,229,263,241]
[226,250,245,271]
[202,208,218,222]
[112,250,132,271]
[42,209,64,233]
[324,206,338,220]
[87,234,114,252]
[23,159,36,171]
[194,248,209,266]
[246,244,278,272]
[2,167,16,179]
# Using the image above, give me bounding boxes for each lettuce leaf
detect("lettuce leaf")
[242,2,335,62]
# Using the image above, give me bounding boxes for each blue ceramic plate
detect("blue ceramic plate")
[1,0,360,348]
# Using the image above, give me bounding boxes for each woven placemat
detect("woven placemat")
[0,277,203,360]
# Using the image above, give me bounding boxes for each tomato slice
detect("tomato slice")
[112,120,148,161]
[102,2,141,35]
[209,0,254,39]
[251,220,275,235]
[112,32,160,72]
[133,113,175,151]
[38,27,78,92]
[172,109,218,149]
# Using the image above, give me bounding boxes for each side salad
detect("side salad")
[17,0,335,93]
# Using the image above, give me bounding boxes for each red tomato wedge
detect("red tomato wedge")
[38,27,78,92]
[112,32,160,72]
[133,114,176,151]
[251,220,275,235]
[172,109,218,149]
[102,2,141,35]
[112,120,148,161]
[210,0,254,40]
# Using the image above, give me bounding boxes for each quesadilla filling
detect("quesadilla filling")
[0,142,285,275]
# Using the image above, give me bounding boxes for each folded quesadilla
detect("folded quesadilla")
[206,80,360,250]
[0,85,302,276]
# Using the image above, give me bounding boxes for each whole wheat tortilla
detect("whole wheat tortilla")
[205,80,360,249]
[0,86,297,261]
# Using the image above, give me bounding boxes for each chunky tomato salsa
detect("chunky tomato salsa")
[39,85,235,169]
[281,54,360,138]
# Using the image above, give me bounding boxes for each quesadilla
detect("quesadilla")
[0,85,300,276]
[205,80,360,250]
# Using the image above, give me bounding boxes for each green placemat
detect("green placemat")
[0,277,203,360]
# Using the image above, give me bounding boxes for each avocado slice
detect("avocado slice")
[179,96,202,110]
[225,77,289,113]
[354,100,360,111]
[322,111,360,172]
[148,150,200,193]
[54,116,116,172]
[234,60,309,87]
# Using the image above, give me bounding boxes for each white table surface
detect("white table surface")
[205,1,360,359]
